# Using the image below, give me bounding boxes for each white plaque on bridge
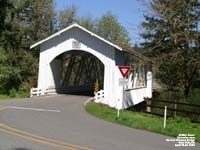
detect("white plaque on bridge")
[119,78,128,86]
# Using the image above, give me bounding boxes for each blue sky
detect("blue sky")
[55,0,147,45]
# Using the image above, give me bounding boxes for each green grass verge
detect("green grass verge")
[85,102,200,143]
[0,94,11,100]
[0,94,28,100]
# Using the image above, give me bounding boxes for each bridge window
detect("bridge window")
[129,64,147,88]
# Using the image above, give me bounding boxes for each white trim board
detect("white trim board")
[30,23,123,51]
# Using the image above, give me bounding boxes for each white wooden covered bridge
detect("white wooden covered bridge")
[30,23,152,109]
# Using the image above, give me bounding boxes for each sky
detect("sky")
[55,0,148,45]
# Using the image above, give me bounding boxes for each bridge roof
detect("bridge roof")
[30,23,122,51]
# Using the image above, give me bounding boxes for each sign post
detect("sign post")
[117,66,131,118]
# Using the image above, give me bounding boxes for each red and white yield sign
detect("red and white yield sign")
[118,66,131,78]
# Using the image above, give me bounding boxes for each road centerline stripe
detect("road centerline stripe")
[0,106,9,111]
[0,123,92,150]
[0,128,76,150]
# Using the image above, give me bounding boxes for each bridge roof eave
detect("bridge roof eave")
[30,23,123,51]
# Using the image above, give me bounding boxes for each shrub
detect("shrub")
[9,88,17,97]
[18,82,30,97]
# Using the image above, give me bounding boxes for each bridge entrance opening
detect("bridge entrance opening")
[50,50,104,96]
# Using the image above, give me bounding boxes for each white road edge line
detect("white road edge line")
[9,106,61,112]
[84,97,94,106]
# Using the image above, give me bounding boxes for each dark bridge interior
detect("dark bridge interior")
[52,50,104,96]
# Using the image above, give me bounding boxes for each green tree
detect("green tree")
[96,12,131,47]
[0,0,13,36]
[17,0,56,47]
[0,47,20,94]
[1,0,56,53]
[78,16,95,31]
[141,0,200,97]
[0,0,56,94]
[58,5,78,29]
[0,0,14,47]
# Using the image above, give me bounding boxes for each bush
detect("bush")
[9,88,17,97]
[18,82,30,97]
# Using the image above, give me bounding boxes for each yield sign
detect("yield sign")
[118,66,131,78]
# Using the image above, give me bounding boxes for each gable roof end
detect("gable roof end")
[30,23,123,51]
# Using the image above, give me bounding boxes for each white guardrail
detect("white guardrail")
[94,90,104,103]
[30,88,47,97]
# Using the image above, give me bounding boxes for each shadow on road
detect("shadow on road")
[13,148,32,150]
[60,90,94,96]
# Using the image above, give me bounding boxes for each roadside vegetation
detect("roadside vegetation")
[0,95,11,100]
[150,88,200,122]
[0,92,29,100]
[85,102,200,143]
[141,0,200,101]
[155,88,200,105]
[0,91,29,100]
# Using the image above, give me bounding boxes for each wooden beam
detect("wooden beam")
[62,57,75,87]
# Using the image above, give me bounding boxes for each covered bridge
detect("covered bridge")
[30,23,152,109]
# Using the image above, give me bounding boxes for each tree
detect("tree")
[0,47,21,93]
[96,12,131,47]
[18,0,56,46]
[0,0,13,35]
[78,16,95,31]
[58,5,78,29]
[0,0,56,93]
[1,0,56,53]
[141,0,200,97]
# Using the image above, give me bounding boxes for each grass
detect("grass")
[0,83,30,100]
[0,93,29,100]
[85,102,200,143]
[0,94,11,100]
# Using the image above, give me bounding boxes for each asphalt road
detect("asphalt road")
[0,95,199,150]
